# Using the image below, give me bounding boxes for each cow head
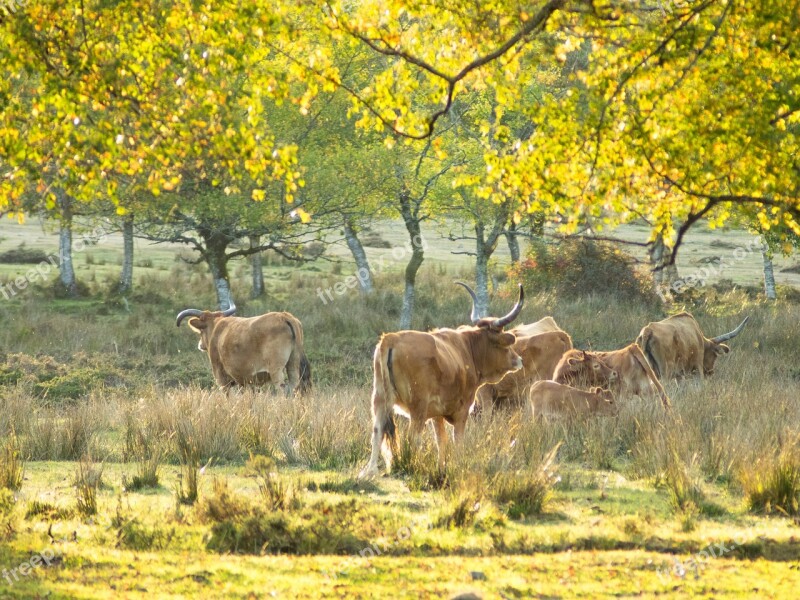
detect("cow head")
[456,283,525,380]
[176,303,237,351]
[590,387,618,415]
[553,350,618,387]
[703,316,749,375]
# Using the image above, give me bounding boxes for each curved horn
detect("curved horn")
[454,281,480,324]
[176,308,204,327]
[221,301,237,317]
[491,284,525,329]
[712,316,749,343]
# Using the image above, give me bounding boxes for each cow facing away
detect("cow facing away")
[553,345,671,410]
[530,380,618,419]
[635,313,749,379]
[176,303,311,395]
[358,284,525,479]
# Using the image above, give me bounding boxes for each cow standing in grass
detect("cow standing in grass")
[636,312,749,380]
[358,284,525,478]
[176,302,311,395]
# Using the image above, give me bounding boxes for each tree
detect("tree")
[759,223,800,301]
[0,1,304,222]
[287,1,800,253]
[140,177,319,309]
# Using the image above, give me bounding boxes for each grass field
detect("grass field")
[1,217,799,599]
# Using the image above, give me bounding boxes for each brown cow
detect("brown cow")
[452,285,571,409]
[550,349,619,389]
[553,345,670,409]
[358,285,525,478]
[511,316,564,337]
[635,312,749,379]
[530,380,618,419]
[476,330,574,408]
[176,302,311,395]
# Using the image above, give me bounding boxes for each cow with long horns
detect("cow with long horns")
[176,302,311,395]
[635,312,749,379]
[358,283,525,478]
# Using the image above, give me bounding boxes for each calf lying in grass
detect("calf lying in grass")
[530,380,618,420]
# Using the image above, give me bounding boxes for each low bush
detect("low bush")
[507,238,659,304]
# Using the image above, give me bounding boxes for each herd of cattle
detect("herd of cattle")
[175,283,749,479]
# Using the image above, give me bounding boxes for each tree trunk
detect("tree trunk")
[203,233,233,310]
[57,193,78,297]
[762,239,777,300]
[505,221,521,264]
[475,224,491,318]
[343,219,374,294]
[650,233,680,286]
[250,235,265,298]
[473,218,505,318]
[118,214,134,295]
[398,191,424,330]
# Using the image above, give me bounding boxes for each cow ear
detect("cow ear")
[714,343,730,355]
[497,332,515,346]
[187,316,206,333]
[567,356,580,367]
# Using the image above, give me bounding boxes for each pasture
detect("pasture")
[1,220,799,599]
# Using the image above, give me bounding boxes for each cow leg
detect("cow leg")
[360,413,384,479]
[431,417,448,470]
[284,349,301,396]
[359,387,396,479]
[269,368,292,397]
[452,413,468,444]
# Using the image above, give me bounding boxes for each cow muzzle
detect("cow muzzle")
[511,354,523,371]
[609,369,618,382]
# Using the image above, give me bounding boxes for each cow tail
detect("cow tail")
[373,342,397,455]
[299,353,312,393]
[638,328,661,379]
[286,318,312,394]
[632,344,671,411]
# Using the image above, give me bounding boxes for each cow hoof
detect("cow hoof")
[358,466,379,480]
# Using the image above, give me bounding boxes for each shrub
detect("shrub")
[489,443,561,519]
[507,238,659,304]
[122,410,165,491]
[0,488,16,541]
[25,500,74,521]
[741,437,800,516]
[0,244,49,264]
[75,457,103,517]
[0,433,24,491]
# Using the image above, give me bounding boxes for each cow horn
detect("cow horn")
[712,316,749,343]
[454,281,480,324]
[222,301,237,317]
[491,284,524,329]
[176,308,204,327]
